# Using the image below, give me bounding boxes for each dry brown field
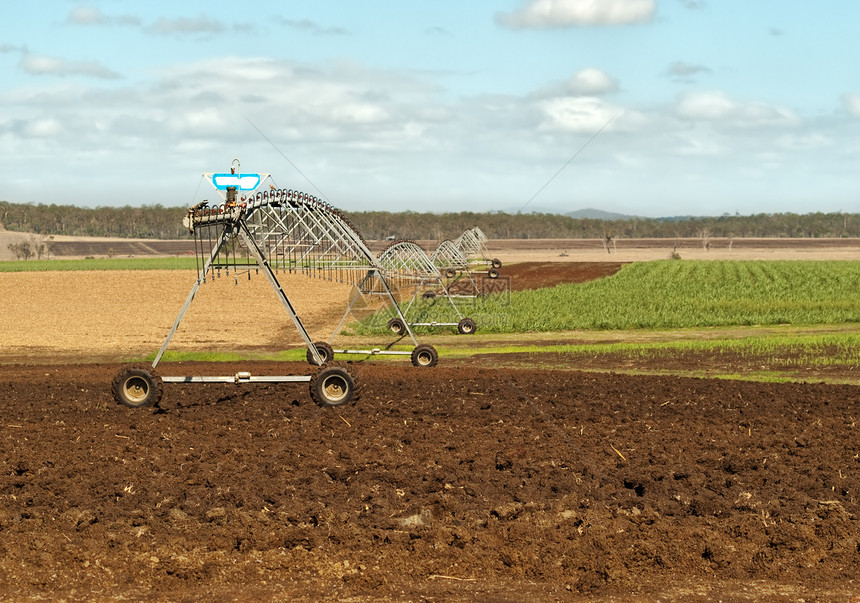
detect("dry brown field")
[0,270,353,362]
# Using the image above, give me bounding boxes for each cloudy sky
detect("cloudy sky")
[2,1,859,217]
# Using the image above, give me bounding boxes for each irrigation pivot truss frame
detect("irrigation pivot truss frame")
[110,160,437,409]
[185,169,439,365]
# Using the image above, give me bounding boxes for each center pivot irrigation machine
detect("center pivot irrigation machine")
[111,161,438,409]
[368,229,504,335]
[374,239,479,336]
[430,230,503,297]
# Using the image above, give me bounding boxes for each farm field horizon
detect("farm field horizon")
[1,258,858,383]
[2,228,860,263]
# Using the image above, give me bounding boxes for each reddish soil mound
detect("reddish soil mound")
[501,261,625,290]
[1,362,857,600]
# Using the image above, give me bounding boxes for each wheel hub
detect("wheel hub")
[322,375,348,403]
[123,377,150,403]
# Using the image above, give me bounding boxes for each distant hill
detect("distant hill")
[565,208,638,220]
[503,206,564,215]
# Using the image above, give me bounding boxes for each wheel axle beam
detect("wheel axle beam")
[161,374,311,384]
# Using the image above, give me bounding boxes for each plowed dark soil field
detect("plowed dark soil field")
[1,361,858,601]
[501,261,626,290]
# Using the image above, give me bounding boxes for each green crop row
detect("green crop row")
[354,260,860,333]
[439,331,859,368]
[434,331,860,384]
[139,331,859,384]
[555,332,859,367]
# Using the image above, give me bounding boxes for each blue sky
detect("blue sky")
[2,0,859,217]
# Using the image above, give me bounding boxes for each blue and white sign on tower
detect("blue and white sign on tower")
[211,173,262,191]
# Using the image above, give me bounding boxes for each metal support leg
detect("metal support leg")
[374,269,418,344]
[237,222,324,365]
[439,277,465,320]
[152,226,232,369]
[329,271,374,345]
[328,268,419,346]
[403,276,464,324]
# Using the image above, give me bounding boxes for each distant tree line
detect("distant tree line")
[0,202,188,239]
[6,235,53,260]
[1,200,858,241]
[349,210,860,241]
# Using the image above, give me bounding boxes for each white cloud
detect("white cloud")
[533,68,618,99]
[1,44,25,54]
[18,54,121,79]
[65,6,141,27]
[666,61,712,83]
[148,15,225,36]
[20,117,65,138]
[3,50,857,215]
[2,56,442,154]
[273,17,349,36]
[672,132,726,156]
[567,68,618,95]
[675,91,799,128]
[773,132,831,152]
[537,96,620,133]
[841,93,860,117]
[497,0,656,28]
[66,6,108,25]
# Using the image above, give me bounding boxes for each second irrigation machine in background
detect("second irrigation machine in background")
[375,239,479,336]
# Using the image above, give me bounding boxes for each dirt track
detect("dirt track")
[0,362,858,601]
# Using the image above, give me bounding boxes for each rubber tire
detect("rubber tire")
[387,317,407,335]
[491,258,502,269]
[306,341,334,366]
[445,268,457,278]
[112,365,163,408]
[422,291,436,299]
[488,268,499,279]
[309,363,357,407]
[457,317,477,335]
[411,344,439,368]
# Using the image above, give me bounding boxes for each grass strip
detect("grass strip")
[0,257,199,272]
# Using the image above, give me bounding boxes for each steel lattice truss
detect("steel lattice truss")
[119,166,404,410]
[427,228,503,299]
[187,189,377,285]
[188,202,473,339]
[460,227,502,276]
[430,239,469,273]
[377,240,444,285]
[456,227,492,266]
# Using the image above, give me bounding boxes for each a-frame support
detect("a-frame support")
[152,217,325,370]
